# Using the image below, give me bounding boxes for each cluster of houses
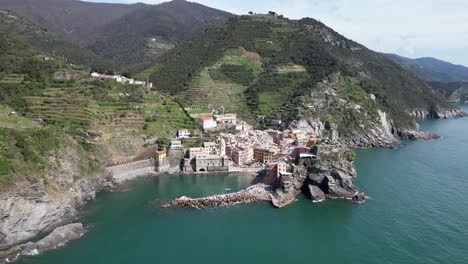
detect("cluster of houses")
[153,138,231,173]
[154,121,319,178]
[90,72,153,88]
[196,113,245,130]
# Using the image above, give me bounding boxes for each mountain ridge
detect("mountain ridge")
[383,53,468,82]
[0,0,234,69]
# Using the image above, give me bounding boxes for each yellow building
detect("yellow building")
[155,150,167,161]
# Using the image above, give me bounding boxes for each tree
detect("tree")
[268,11,277,16]
[155,138,171,150]
[248,11,254,15]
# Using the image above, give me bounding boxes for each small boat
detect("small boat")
[225,188,232,191]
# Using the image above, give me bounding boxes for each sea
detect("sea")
[16,105,468,264]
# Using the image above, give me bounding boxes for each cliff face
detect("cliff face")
[0,142,110,250]
[294,73,465,148]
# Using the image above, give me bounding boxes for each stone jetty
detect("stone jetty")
[166,184,273,208]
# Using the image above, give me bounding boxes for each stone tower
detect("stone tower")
[220,138,226,157]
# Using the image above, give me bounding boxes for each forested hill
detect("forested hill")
[149,14,454,130]
[0,0,233,71]
[87,0,234,69]
[0,0,144,46]
[384,53,468,82]
[0,10,113,70]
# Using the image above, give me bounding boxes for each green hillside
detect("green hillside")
[150,14,454,130]
[0,10,113,70]
[0,32,195,190]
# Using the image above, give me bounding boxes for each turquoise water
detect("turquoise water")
[17,105,468,264]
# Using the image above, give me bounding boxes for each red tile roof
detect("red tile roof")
[199,116,214,121]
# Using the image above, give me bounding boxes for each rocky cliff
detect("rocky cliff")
[294,73,465,148]
[0,140,111,252]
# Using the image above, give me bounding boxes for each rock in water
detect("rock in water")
[32,223,85,252]
[0,223,86,262]
[308,185,325,202]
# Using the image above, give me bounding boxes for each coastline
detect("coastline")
[0,169,259,263]
[2,108,467,263]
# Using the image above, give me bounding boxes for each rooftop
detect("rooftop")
[203,142,216,147]
[199,116,214,121]
[196,155,223,160]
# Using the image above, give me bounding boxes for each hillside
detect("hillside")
[150,14,458,139]
[0,0,233,70]
[384,53,468,82]
[428,81,468,103]
[0,10,113,69]
[0,31,195,189]
[0,0,144,46]
[88,0,233,70]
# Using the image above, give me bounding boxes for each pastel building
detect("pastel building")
[203,142,217,155]
[188,147,205,160]
[254,148,276,164]
[232,146,251,165]
[214,113,237,127]
[155,150,170,172]
[197,116,217,130]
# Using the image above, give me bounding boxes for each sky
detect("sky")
[88,0,468,66]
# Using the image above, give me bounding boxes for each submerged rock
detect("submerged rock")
[0,223,86,263]
[31,223,85,252]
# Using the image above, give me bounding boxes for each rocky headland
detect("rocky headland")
[167,143,366,209]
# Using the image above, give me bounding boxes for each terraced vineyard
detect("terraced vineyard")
[0,73,25,84]
[24,86,97,133]
[0,104,38,129]
[179,48,262,121]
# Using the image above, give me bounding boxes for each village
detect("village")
[152,111,320,187]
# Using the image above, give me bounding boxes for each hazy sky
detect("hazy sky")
[88,0,468,66]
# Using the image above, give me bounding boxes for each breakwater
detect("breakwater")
[165,184,272,208]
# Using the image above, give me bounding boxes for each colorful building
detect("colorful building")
[232,146,251,165]
[203,142,217,155]
[188,147,205,160]
[292,147,309,159]
[214,113,237,127]
[154,150,169,172]
[254,148,276,164]
[267,161,289,178]
[197,116,217,130]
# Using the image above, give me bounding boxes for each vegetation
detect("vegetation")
[384,53,468,83]
[0,10,114,71]
[0,29,196,190]
[150,14,452,130]
[0,127,63,190]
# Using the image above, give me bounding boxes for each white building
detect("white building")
[197,116,217,130]
[170,140,183,150]
[177,129,191,138]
